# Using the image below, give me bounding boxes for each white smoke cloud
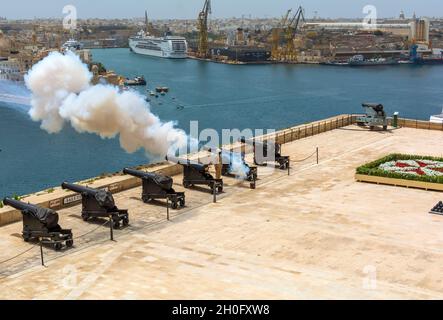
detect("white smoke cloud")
[229,152,251,179]
[221,151,250,179]
[25,51,187,156]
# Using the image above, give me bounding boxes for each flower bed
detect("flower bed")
[356,154,443,185]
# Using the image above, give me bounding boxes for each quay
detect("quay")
[1,115,443,299]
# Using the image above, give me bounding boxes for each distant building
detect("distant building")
[0,58,23,81]
[410,18,430,45]
[399,11,406,20]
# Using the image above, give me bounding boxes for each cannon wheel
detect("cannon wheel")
[279,162,287,170]
[54,242,63,251]
[22,233,31,242]
[183,181,190,189]
[171,201,178,210]
[113,220,121,229]
[66,240,74,248]
[217,186,224,193]
[122,218,129,227]
[179,198,185,208]
[221,167,229,176]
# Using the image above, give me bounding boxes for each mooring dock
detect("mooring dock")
[1,123,443,299]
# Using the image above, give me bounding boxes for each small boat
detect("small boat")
[349,55,399,66]
[124,76,147,86]
[156,86,169,93]
[430,107,443,124]
[321,61,350,66]
[149,91,156,96]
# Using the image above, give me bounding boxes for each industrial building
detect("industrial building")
[210,46,271,63]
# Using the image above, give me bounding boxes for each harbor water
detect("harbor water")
[1,47,443,198]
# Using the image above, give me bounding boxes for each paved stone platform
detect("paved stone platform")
[1,125,442,299]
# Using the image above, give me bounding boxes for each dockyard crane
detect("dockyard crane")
[282,6,305,62]
[197,0,212,58]
[145,10,149,34]
[271,9,292,60]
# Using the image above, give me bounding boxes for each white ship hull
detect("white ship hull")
[129,35,188,59]
[430,108,443,124]
[430,115,443,124]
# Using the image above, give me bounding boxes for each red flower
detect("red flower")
[395,162,411,168]
[416,161,428,168]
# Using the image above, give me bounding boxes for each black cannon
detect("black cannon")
[61,182,129,229]
[123,168,185,209]
[205,148,257,189]
[240,138,290,170]
[430,201,443,216]
[3,198,73,250]
[166,156,223,193]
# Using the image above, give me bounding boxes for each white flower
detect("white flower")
[378,158,443,178]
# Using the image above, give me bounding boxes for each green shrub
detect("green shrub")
[356,154,443,184]
[0,201,3,209]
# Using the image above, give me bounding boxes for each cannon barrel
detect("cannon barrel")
[3,198,59,228]
[62,182,117,210]
[123,168,154,180]
[62,182,98,195]
[3,198,37,213]
[124,168,168,182]
[166,156,204,168]
[166,156,208,173]
[125,168,173,191]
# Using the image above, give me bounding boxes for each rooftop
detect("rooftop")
[1,125,443,299]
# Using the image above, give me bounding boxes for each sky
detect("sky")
[2,0,442,20]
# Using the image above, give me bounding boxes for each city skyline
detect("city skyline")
[1,0,443,20]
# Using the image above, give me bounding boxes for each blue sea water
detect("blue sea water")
[0,47,442,198]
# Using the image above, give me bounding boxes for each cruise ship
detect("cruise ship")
[129,11,187,59]
[129,30,188,59]
[61,39,83,52]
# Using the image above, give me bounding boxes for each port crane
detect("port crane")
[271,9,292,60]
[282,6,305,62]
[197,0,212,58]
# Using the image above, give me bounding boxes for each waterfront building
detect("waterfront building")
[0,58,23,81]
